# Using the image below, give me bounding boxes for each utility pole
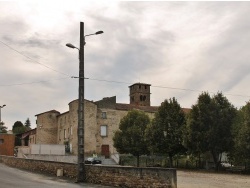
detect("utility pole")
[78,21,85,182]
[66,22,103,183]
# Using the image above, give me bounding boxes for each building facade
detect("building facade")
[0,134,15,156]
[34,83,187,158]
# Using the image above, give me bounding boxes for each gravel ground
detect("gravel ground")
[177,170,250,188]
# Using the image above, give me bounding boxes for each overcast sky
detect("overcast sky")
[1,1,250,130]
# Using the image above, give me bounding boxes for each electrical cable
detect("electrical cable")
[0,40,70,76]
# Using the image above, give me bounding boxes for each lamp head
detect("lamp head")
[95,31,104,35]
[66,43,77,49]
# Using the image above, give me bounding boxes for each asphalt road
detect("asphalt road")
[0,163,114,188]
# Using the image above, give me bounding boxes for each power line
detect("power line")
[0,40,70,76]
[0,77,70,87]
[1,75,250,98]
[87,78,250,98]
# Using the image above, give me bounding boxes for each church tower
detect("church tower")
[129,83,151,106]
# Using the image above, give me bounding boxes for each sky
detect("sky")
[1,1,250,130]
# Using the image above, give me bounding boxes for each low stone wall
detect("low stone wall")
[0,155,77,179]
[0,155,177,188]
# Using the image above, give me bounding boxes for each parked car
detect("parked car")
[221,162,233,168]
[85,157,102,164]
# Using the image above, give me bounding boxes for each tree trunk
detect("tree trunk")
[211,150,219,171]
[137,155,140,167]
[198,153,201,169]
[169,153,173,168]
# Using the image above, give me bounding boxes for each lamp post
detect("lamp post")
[0,104,6,123]
[66,22,103,182]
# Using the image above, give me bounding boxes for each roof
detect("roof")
[15,128,37,137]
[129,83,151,87]
[116,103,158,113]
[115,103,191,114]
[35,110,60,117]
[182,108,191,114]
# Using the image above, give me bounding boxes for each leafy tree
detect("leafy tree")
[24,118,31,128]
[231,102,250,164]
[185,92,213,167]
[186,92,236,171]
[0,121,7,133]
[113,110,150,167]
[12,121,27,134]
[146,97,186,167]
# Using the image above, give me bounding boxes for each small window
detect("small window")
[59,130,61,140]
[0,139,4,144]
[139,85,141,89]
[101,125,107,137]
[70,126,73,135]
[64,129,67,139]
[145,86,147,89]
[102,112,107,119]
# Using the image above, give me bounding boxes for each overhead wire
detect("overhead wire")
[0,40,249,98]
[0,77,70,87]
[0,40,70,77]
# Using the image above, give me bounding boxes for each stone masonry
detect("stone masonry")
[0,155,177,188]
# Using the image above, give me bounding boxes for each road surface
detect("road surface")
[0,163,114,188]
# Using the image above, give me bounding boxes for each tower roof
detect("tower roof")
[129,83,151,88]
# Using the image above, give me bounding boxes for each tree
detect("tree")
[231,102,250,164]
[12,121,28,146]
[12,121,26,134]
[146,97,186,167]
[24,118,31,128]
[185,92,212,167]
[113,110,150,167]
[0,121,7,133]
[186,92,236,171]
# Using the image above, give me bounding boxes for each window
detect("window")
[64,129,67,139]
[70,126,73,135]
[100,125,107,137]
[0,139,4,144]
[102,112,107,119]
[140,95,146,101]
[59,130,61,140]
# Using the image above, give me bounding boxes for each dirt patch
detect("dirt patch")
[177,170,250,188]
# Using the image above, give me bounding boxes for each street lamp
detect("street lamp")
[0,104,6,123]
[66,22,103,183]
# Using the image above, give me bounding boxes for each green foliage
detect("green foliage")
[185,92,212,155]
[12,121,28,134]
[146,97,186,167]
[113,110,150,166]
[24,118,31,127]
[0,121,7,133]
[231,102,250,163]
[186,92,236,170]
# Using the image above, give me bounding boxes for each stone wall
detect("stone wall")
[0,156,177,188]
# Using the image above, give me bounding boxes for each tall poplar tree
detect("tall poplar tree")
[146,97,186,167]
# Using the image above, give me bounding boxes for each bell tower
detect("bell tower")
[129,83,151,106]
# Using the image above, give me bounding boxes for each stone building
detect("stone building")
[34,83,188,159]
